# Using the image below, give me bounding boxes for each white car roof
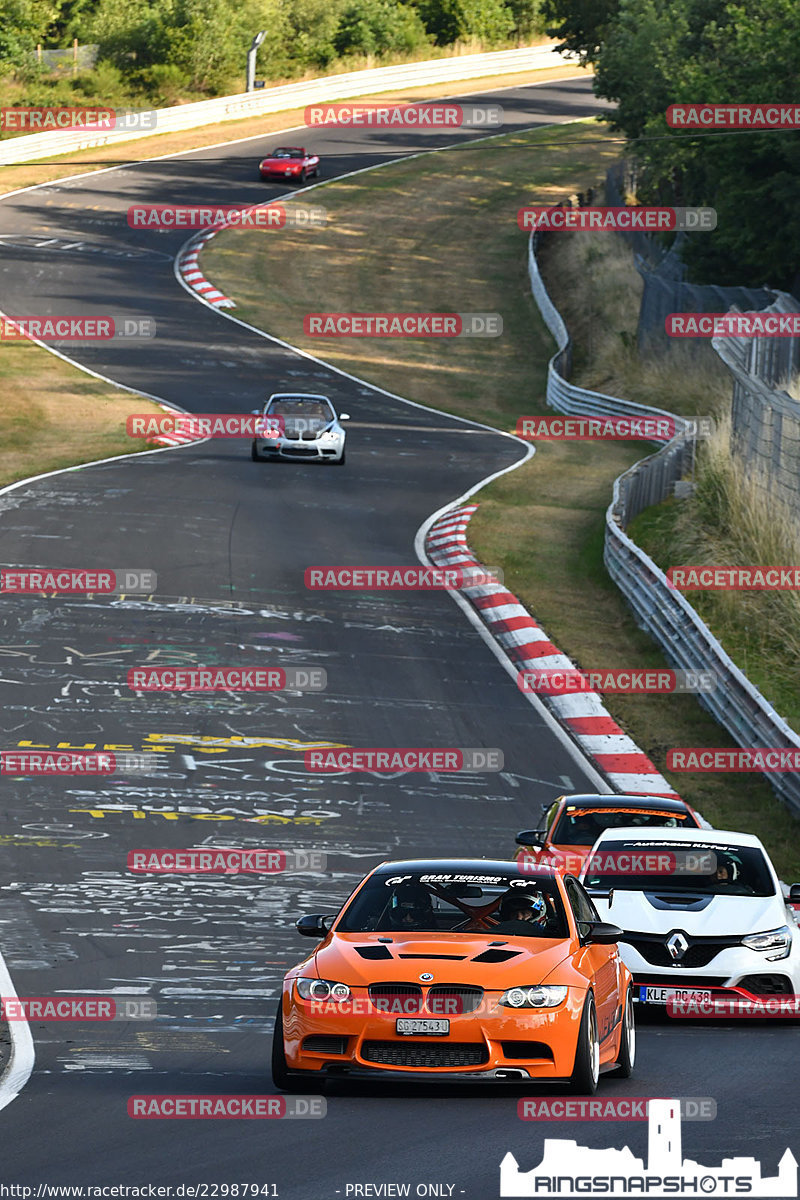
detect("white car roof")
[266,392,331,403]
[590,826,765,849]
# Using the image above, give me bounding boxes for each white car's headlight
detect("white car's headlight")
[499,985,568,1009]
[296,978,352,1001]
[742,925,793,961]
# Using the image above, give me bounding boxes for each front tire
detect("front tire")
[251,442,262,461]
[271,1003,304,1092]
[333,448,346,465]
[609,987,636,1078]
[299,169,307,185]
[569,992,600,1094]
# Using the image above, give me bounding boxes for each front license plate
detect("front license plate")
[396,1018,449,1036]
[639,986,712,1005]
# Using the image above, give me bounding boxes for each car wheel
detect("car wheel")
[609,987,636,1078]
[299,169,307,184]
[333,448,346,465]
[271,1002,305,1092]
[569,992,600,1094]
[251,442,262,462]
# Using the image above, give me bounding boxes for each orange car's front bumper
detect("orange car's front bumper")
[281,987,590,1079]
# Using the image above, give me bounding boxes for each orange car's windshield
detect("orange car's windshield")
[552,807,693,846]
[337,872,569,937]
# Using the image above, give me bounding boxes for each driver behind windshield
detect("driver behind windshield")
[386,883,434,929]
[492,891,557,935]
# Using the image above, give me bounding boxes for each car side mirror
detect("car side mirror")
[515,830,543,848]
[582,921,624,945]
[339,413,350,421]
[250,409,260,415]
[296,914,333,938]
[789,884,800,902]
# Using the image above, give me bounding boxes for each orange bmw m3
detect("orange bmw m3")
[272,859,634,1091]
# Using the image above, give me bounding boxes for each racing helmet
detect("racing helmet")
[390,882,433,916]
[499,891,547,923]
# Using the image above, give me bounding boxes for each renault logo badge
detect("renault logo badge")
[666,931,689,962]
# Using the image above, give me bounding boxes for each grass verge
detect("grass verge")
[0,339,165,489]
[201,117,800,878]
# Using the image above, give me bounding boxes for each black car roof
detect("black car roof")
[371,858,558,877]
[558,794,689,812]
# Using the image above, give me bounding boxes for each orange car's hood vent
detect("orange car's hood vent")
[472,948,521,963]
[354,945,393,960]
[398,953,467,960]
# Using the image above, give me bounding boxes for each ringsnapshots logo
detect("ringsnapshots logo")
[667,312,800,338]
[303,313,502,338]
[305,102,503,128]
[0,107,157,132]
[518,668,716,695]
[517,206,717,232]
[127,414,283,440]
[1,996,156,1021]
[127,666,326,692]
[0,567,156,595]
[666,747,800,772]
[127,203,326,230]
[500,1098,798,1198]
[0,751,163,776]
[304,565,503,589]
[127,848,325,874]
[667,103,800,129]
[305,748,504,772]
[1,316,156,344]
[128,1095,325,1119]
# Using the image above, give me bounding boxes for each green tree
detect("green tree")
[595,0,800,289]
[540,0,618,63]
[334,0,429,56]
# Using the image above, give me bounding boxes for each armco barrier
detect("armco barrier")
[527,231,800,818]
[0,44,573,165]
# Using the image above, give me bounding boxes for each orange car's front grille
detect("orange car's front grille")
[361,1041,489,1068]
[500,1041,554,1061]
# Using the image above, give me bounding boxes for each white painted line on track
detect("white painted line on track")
[0,946,34,1114]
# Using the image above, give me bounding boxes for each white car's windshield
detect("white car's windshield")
[267,399,333,421]
[583,838,775,896]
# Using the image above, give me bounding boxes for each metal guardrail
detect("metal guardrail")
[0,44,572,165]
[527,231,800,817]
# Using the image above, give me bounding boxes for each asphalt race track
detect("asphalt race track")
[0,75,797,1195]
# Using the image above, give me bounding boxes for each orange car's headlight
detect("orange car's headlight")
[499,985,568,1009]
[296,978,352,1002]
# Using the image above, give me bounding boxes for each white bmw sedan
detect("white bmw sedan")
[251,393,349,464]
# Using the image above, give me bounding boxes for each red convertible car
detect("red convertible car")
[259,146,320,183]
